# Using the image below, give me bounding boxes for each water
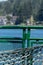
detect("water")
[0,29,43,51]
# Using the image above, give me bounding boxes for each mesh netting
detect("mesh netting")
[0,46,43,65]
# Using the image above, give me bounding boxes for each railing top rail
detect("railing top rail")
[0,25,43,29]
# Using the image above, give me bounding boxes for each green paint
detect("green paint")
[27,29,31,48]
[22,29,26,48]
[30,38,43,40]
[32,42,43,44]
[0,25,43,29]
[26,29,32,65]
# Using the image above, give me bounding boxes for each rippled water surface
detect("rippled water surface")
[0,29,43,51]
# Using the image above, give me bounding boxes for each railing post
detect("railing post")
[27,28,33,47]
[27,28,33,65]
[22,29,26,65]
[22,28,26,48]
[27,28,31,47]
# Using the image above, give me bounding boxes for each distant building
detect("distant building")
[26,16,34,25]
[11,16,18,24]
[0,16,7,25]
[26,19,30,25]
[0,19,4,25]
[0,16,18,25]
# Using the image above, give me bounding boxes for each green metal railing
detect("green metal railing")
[0,25,43,65]
[1,25,43,48]
[0,25,43,47]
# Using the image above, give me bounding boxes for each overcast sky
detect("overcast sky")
[0,0,7,1]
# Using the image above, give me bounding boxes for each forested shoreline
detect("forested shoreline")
[0,0,43,24]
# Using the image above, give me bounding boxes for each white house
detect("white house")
[0,16,18,25]
[0,16,7,25]
[9,16,18,25]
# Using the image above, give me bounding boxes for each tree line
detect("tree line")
[0,0,43,24]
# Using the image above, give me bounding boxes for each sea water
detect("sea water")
[0,29,43,51]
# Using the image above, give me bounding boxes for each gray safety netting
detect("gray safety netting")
[0,46,43,65]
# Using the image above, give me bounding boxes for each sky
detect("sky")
[0,0,7,1]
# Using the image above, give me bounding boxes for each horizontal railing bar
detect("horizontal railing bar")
[31,42,43,44]
[0,37,23,43]
[0,40,22,43]
[30,38,43,40]
[0,38,22,43]
[0,25,43,29]
[0,37,43,40]
[0,37,22,40]
[0,38,43,43]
